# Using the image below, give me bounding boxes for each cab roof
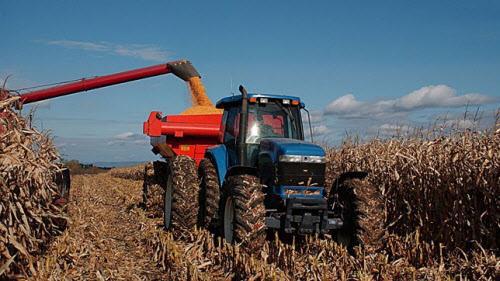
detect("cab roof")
[216,93,303,109]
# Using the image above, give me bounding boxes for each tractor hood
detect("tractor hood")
[259,138,325,163]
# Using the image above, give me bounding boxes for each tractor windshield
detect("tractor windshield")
[246,101,303,144]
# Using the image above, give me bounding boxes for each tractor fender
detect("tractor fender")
[224,166,258,181]
[330,171,368,194]
[257,152,274,186]
[205,144,228,186]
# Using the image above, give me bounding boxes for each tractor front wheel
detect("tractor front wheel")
[220,174,266,253]
[333,178,384,253]
[163,156,199,231]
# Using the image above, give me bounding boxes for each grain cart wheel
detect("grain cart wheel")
[332,178,384,253]
[198,159,220,231]
[163,156,199,231]
[220,174,266,253]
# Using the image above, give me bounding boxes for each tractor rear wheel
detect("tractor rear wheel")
[197,159,220,231]
[333,178,384,253]
[163,156,199,231]
[220,174,266,253]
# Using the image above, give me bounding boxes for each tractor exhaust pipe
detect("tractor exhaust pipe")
[238,85,249,166]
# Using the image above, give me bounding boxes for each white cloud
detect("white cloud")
[324,85,495,119]
[114,132,137,140]
[396,85,491,109]
[325,94,362,115]
[378,123,412,135]
[109,132,147,145]
[43,40,171,62]
[47,40,107,52]
[312,125,331,136]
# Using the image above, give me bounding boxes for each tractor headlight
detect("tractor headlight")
[279,155,302,162]
[279,155,326,163]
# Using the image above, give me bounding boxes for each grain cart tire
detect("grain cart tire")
[220,174,266,253]
[333,178,384,253]
[198,158,220,231]
[163,156,199,231]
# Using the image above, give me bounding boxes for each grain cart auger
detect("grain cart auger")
[194,86,384,253]
[2,60,221,211]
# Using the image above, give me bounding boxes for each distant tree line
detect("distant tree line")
[63,160,111,175]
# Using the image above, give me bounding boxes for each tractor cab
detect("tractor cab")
[215,93,307,169]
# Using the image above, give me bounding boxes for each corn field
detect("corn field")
[0,91,68,278]
[108,165,146,181]
[326,128,499,253]
[1,86,498,279]
[142,127,499,280]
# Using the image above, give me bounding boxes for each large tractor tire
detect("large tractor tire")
[197,158,220,231]
[220,174,266,253]
[163,156,199,231]
[332,178,384,253]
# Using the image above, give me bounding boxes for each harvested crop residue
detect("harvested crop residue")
[109,164,146,181]
[33,174,168,280]
[31,139,498,280]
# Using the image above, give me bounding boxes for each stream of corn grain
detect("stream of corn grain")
[180,77,222,115]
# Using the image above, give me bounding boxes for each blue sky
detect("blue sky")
[1,1,499,163]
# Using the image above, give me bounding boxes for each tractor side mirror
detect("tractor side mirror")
[302,107,314,142]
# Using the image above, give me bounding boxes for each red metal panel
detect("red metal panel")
[161,122,220,137]
[166,114,222,124]
[143,111,163,136]
[144,112,222,138]
[145,112,223,166]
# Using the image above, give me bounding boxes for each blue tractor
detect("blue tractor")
[195,86,384,252]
